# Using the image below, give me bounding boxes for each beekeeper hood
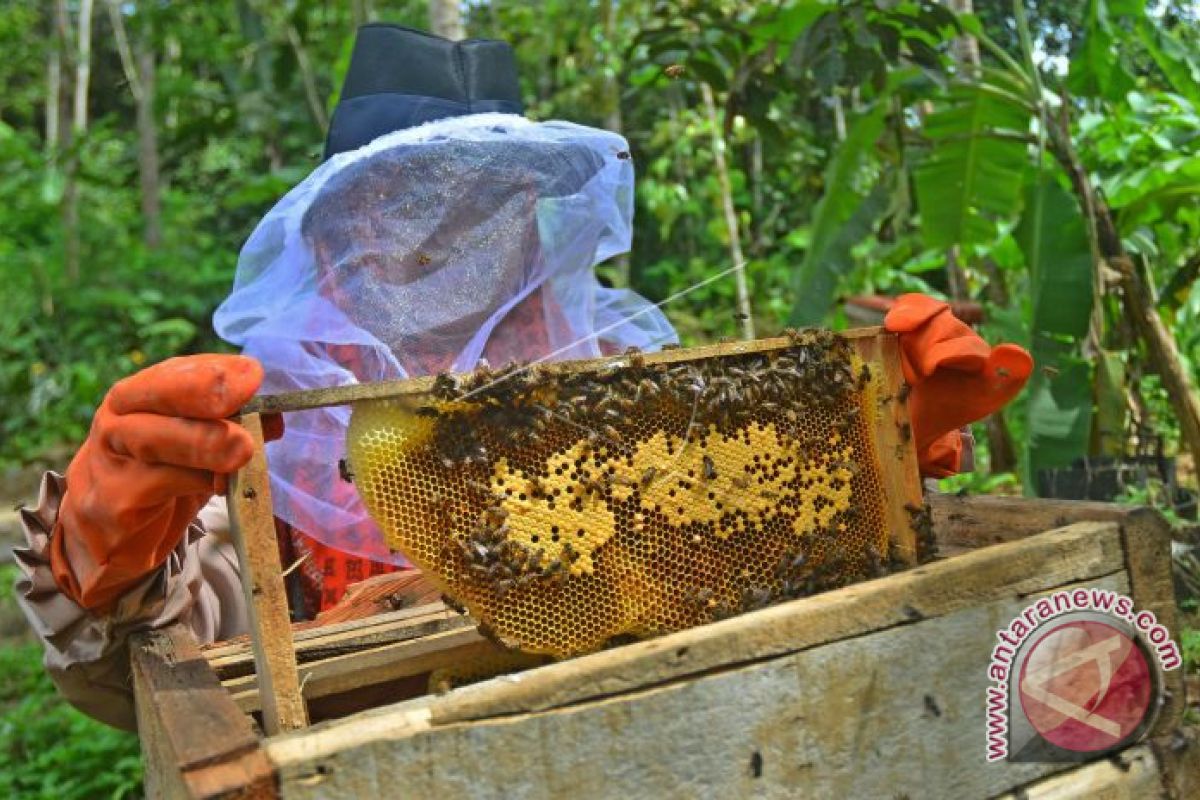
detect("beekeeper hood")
[213,25,676,562]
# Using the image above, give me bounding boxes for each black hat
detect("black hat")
[323,24,524,160]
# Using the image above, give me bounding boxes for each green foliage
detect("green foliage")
[1018,176,1096,480]
[0,643,143,799]
[790,102,890,325]
[913,78,1032,249]
[1182,627,1200,673]
[1,568,142,798]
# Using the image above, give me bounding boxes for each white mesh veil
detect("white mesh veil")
[213,114,678,562]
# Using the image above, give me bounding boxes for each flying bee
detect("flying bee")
[615,150,632,161]
[338,458,354,483]
[664,63,686,79]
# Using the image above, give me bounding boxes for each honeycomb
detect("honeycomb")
[347,330,895,657]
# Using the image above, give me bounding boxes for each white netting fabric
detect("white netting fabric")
[213,114,677,562]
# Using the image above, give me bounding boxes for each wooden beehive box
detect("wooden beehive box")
[128,329,1194,798]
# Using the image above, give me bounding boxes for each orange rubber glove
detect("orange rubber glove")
[883,294,1032,478]
[50,355,269,610]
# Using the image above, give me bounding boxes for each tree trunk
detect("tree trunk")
[599,0,631,287]
[62,0,94,283]
[1049,120,1200,482]
[351,0,375,26]
[428,0,464,40]
[700,82,754,340]
[285,22,329,133]
[106,0,161,248]
[73,0,93,135]
[946,0,981,75]
[41,7,65,315]
[137,46,162,248]
[45,48,61,153]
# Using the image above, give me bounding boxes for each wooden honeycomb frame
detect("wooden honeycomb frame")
[226,325,923,735]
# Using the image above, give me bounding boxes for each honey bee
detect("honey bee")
[337,458,354,483]
[441,594,466,614]
[689,587,715,608]
[664,63,686,79]
[702,455,717,481]
[602,424,624,443]
[640,466,659,487]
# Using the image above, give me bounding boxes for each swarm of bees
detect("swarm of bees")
[348,329,902,656]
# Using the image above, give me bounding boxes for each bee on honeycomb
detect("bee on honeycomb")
[348,330,894,656]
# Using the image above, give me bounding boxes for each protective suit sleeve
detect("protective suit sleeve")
[13,473,248,730]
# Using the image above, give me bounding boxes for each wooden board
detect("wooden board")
[132,495,1184,799]
[228,413,308,734]
[260,519,1182,798]
[131,625,275,799]
[857,331,921,563]
[242,327,887,414]
[928,493,1184,737]
[203,602,461,677]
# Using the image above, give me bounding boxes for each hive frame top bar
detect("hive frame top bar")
[242,326,887,415]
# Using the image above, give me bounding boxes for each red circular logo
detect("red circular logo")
[1017,620,1154,753]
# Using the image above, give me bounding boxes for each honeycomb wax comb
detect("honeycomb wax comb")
[345,328,922,657]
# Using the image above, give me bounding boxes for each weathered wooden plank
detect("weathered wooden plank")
[242,327,885,414]
[267,573,1133,799]
[228,413,308,734]
[204,602,461,680]
[1152,726,1200,800]
[927,492,1168,549]
[1120,511,1186,740]
[999,745,1165,799]
[226,624,495,714]
[429,521,1125,725]
[131,624,276,799]
[857,331,921,564]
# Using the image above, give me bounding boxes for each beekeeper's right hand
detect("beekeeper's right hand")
[50,355,265,611]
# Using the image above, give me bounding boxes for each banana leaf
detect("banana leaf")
[1016,175,1097,490]
[913,79,1032,250]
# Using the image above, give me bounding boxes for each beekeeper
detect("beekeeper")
[15,24,1032,730]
